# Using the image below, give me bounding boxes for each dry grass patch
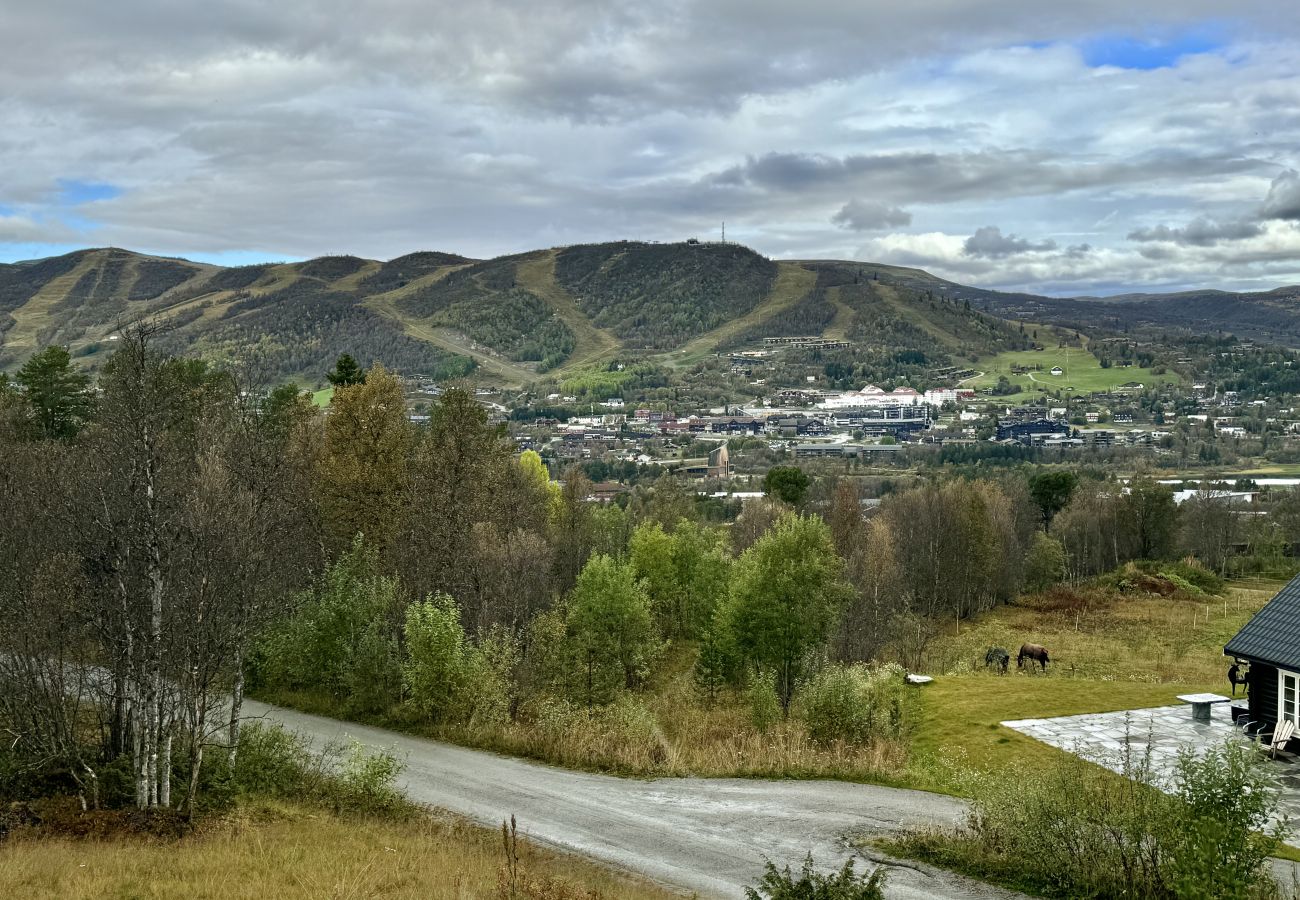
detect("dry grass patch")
[0,801,681,900]
[433,687,906,783]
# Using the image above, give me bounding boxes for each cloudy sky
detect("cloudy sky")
[2,0,1298,295]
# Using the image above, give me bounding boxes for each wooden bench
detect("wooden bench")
[1176,692,1231,723]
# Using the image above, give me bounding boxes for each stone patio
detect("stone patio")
[1003,704,1300,844]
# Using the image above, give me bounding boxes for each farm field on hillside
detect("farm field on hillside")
[971,346,1179,398]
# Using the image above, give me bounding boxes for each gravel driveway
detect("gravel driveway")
[244,700,1027,899]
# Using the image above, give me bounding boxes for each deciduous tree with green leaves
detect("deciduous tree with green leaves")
[316,364,412,558]
[565,554,655,708]
[720,514,851,712]
[630,520,730,640]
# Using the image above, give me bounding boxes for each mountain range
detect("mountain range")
[1,243,1296,385]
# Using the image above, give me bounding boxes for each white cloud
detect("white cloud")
[0,2,1297,293]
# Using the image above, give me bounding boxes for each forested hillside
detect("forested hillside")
[397,254,576,369]
[4,242,1292,385]
[555,242,780,348]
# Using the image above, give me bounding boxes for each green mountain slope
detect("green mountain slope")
[4,242,1292,386]
[554,242,779,348]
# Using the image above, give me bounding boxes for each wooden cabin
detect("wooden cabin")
[1224,574,1300,749]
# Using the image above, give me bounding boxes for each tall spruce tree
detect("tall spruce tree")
[16,345,93,441]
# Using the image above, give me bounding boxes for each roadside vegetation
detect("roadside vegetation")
[1,722,675,900]
[888,739,1291,899]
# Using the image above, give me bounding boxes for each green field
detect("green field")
[905,578,1280,792]
[970,347,1178,400]
[310,387,333,407]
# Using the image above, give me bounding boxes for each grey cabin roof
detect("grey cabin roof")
[1225,572,1300,670]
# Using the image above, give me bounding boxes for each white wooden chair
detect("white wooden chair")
[1259,719,1296,759]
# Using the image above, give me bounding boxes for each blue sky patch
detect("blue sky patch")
[57,179,122,205]
[1080,27,1227,70]
[0,242,86,264]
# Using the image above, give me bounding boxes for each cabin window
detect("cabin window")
[1281,670,1300,726]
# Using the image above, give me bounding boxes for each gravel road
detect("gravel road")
[243,699,1026,899]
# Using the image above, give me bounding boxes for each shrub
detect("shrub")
[748,677,782,733]
[332,739,405,817]
[1024,583,1110,614]
[253,543,403,712]
[1159,558,1226,595]
[403,592,473,722]
[231,723,410,819]
[462,626,519,728]
[1163,741,1285,897]
[798,664,906,746]
[894,737,1285,898]
[745,854,886,900]
[1159,572,1205,597]
[232,722,309,798]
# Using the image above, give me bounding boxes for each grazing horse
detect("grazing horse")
[1229,663,1249,697]
[984,646,1010,675]
[1017,643,1050,673]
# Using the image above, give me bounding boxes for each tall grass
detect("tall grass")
[0,802,678,900]
[436,689,907,780]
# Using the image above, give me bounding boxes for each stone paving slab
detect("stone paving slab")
[1002,705,1300,845]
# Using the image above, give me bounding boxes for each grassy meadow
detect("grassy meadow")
[970,346,1179,402]
[903,578,1279,791]
[0,801,678,900]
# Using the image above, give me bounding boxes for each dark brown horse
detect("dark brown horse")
[1018,643,1050,673]
[984,646,1010,674]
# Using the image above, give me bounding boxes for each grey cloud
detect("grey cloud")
[832,199,911,231]
[3,0,1288,121]
[963,225,1057,257]
[706,149,1265,206]
[1127,216,1265,245]
[1139,245,1177,260]
[1262,170,1300,221]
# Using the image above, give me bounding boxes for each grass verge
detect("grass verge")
[0,799,679,900]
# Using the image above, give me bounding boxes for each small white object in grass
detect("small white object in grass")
[905,674,934,685]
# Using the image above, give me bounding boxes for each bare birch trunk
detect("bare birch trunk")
[145,430,165,809]
[187,685,207,815]
[133,687,147,809]
[158,729,171,808]
[227,646,244,769]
